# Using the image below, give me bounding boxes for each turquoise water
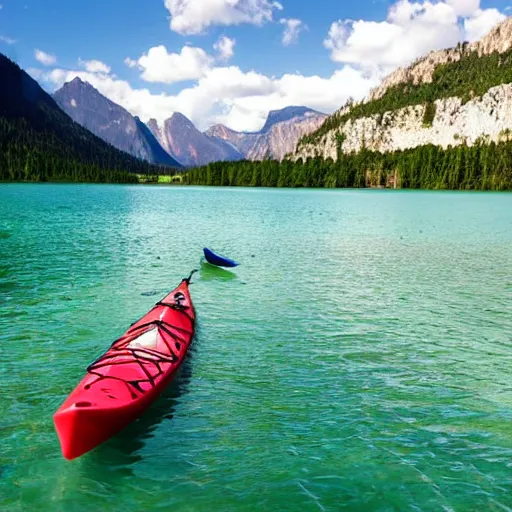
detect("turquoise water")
[1,183,511,511]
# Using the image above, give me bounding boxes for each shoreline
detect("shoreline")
[1,179,511,193]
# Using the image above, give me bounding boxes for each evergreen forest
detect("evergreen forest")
[186,141,512,191]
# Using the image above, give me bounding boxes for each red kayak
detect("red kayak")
[54,273,196,460]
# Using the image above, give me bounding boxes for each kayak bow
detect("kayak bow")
[53,273,196,460]
[203,247,239,268]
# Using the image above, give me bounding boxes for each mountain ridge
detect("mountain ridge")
[147,113,244,167]
[53,78,180,167]
[205,107,327,161]
[50,76,327,166]
[259,106,325,134]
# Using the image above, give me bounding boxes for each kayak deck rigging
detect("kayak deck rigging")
[85,297,194,400]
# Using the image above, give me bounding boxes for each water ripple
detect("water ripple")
[0,184,511,511]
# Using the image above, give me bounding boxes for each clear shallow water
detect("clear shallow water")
[1,183,511,511]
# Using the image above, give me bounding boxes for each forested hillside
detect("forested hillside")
[0,54,177,183]
[300,44,512,146]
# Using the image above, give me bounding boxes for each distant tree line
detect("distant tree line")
[185,140,512,191]
[301,44,512,145]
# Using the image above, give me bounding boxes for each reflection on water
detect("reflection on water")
[199,261,238,281]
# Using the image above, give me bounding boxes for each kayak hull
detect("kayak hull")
[203,247,238,267]
[54,277,195,460]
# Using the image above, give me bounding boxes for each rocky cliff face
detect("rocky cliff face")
[206,106,327,160]
[147,113,243,167]
[53,78,180,167]
[292,17,512,162]
[294,84,512,161]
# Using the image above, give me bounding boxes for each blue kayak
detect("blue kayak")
[203,247,239,268]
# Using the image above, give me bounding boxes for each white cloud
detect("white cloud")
[464,8,506,41]
[446,0,480,17]
[214,35,236,62]
[42,61,377,132]
[78,58,111,74]
[125,41,238,84]
[135,45,213,84]
[164,0,283,35]
[35,49,56,66]
[212,66,378,129]
[0,35,16,44]
[124,57,137,68]
[324,0,504,74]
[280,18,304,46]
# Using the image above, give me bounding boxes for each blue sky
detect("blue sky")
[0,0,510,131]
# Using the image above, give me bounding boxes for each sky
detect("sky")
[0,0,510,132]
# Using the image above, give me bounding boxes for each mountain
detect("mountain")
[51,79,325,168]
[205,106,327,161]
[259,106,323,133]
[292,17,512,163]
[53,78,180,168]
[147,113,243,167]
[0,53,171,183]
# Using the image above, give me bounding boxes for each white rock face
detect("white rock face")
[291,17,512,162]
[292,84,512,161]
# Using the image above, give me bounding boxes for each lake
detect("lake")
[1,183,511,511]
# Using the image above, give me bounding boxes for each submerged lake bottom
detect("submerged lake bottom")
[0,184,511,511]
